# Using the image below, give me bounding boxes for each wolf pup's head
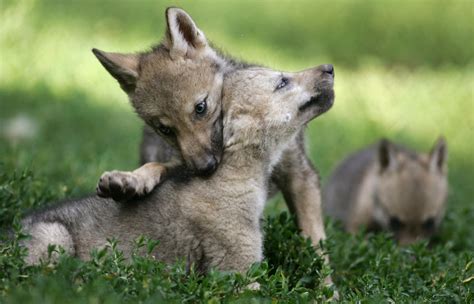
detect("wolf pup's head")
[372,138,448,245]
[93,8,228,175]
[222,65,334,165]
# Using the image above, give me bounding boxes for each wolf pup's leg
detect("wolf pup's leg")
[272,131,326,245]
[272,131,338,294]
[206,230,263,274]
[22,221,75,264]
[97,162,169,202]
[97,125,181,202]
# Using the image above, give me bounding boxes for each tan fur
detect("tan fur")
[91,8,336,292]
[24,222,74,264]
[97,162,170,201]
[21,58,334,275]
[323,138,448,245]
[93,8,332,259]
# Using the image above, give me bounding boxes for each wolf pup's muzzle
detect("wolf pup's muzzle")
[300,64,335,114]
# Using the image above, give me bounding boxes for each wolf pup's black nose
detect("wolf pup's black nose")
[319,64,334,76]
[198,156,218,176]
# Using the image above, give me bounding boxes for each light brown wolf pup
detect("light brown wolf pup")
[95,8,329,261]
[323,138,448,245]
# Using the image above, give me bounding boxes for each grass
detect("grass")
[0,0,473,302]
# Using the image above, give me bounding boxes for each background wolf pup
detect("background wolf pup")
[323,138,448,245]
[93,8,330,256]
[20,60,334,274]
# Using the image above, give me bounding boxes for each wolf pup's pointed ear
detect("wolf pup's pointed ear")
[429,136,448,173]
[92,48,139,94]
[164,7,208,59]
[378,138,397,172]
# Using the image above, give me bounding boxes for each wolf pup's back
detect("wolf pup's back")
[323,138,448,245]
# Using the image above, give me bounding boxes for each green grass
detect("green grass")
[1,0,473,302]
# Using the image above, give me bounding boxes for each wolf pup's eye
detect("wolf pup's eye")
[276,77,289,90]
[195,97,207,115]
[389,216,403,231]
[158,125,172,136]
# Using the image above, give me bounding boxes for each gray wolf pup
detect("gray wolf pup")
[323,138,448,245]
[20,9,335,272]
[94,7,329,254]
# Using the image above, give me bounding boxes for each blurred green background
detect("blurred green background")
[0,0,473,301]
[1,0,473,222]
[1,0,472,206]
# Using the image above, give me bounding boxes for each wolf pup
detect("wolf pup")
[94,8,329,253]
[323,138,448,245]
[20,61,335,271]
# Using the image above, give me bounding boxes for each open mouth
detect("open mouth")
[298,89,335,112]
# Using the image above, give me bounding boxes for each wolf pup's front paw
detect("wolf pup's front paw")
[97,171,151,202]
[97,163,166,202]
[96,170,159,202]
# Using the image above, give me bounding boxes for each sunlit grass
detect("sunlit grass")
[1,0,473,103]
[0,0,473,302]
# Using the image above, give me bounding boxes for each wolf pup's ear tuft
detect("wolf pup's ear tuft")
[92,48,139,94]
[164,7,208,59]
[429,136,448,173]
[378,138,397,172]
